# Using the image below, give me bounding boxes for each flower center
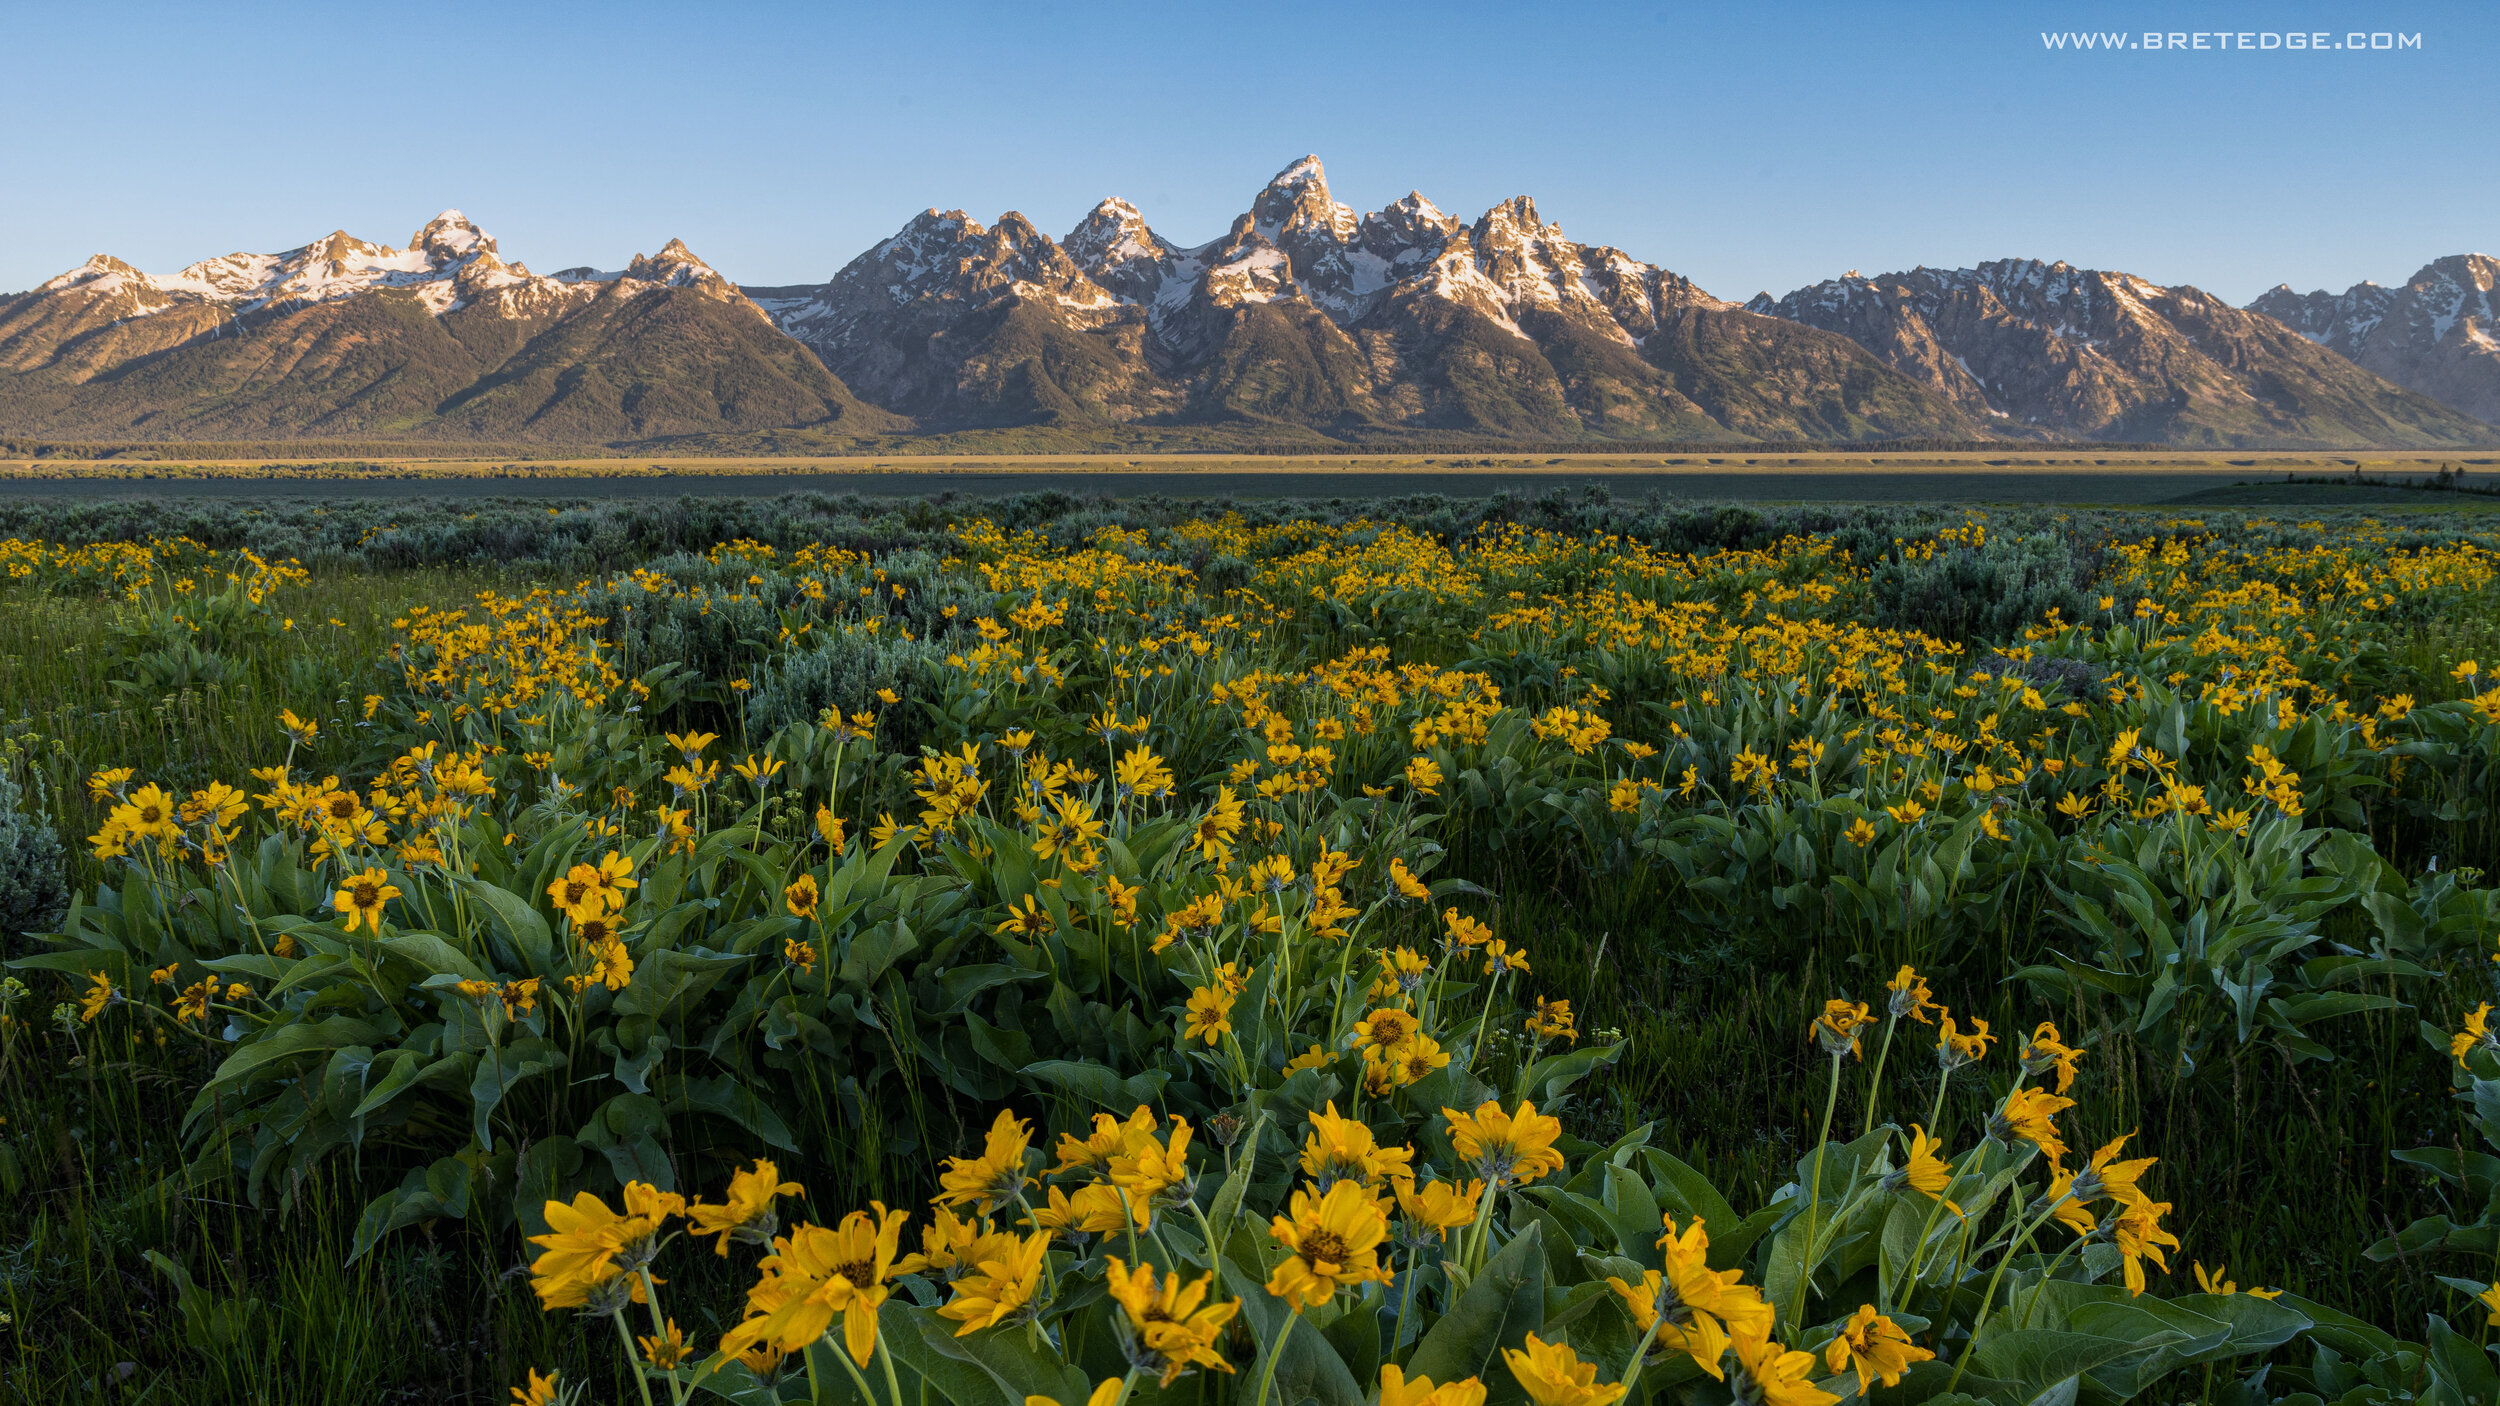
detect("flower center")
[1299,1230,1348,1265]
[833,1258,878,1289]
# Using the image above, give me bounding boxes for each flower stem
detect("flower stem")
[637,1267,687,1406]
[1390,1246,1420,1357]
[830,1335,882,1406]
[1616,1316,1667,1400]
[1252,1305,1304,1406]
[1792,1051,1844,1326]
[1945,1193,2069,1392]
[1862,1014,1899,1137]
[610,1310,659,1406]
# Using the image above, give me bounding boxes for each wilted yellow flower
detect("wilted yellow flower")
[1503,1333,1625,1406]
[1935,1014,1993,1070]
[1524,996,1577,1043]
[936,1228,1050,1336]
[1823,1305,1933,1392]
[1812,999,1873,1058]
[1025,1182,1137,1238]
[2193,1262,2284,1300]
[2111,1195,2180,1296]
[1891,1125,1962,1214]
[1104,1256,1239,1385]
[1442,1099,1566,1187]
[1049,1104,1160,1178]
[1300,1102,1415,1189]
[1391,1174,1484,1238]
[936,1110,1036,1214]
[689,1159,803,1256]
[785,874,820,920]
[2021,1020,2084,1092]
[2455,1004,2497,1068]
[1885,965,1938,1023]
[1731,1325,1839,1406]
[1377,1365,1487,1406]
[1992,1085,2076,1166]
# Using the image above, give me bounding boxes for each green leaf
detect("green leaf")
[1971,1327,2180,1395]
[841,918,921,988]
[1019,1059,1168,1113]
[468,1037,567,1152]
[1406,1221,1547,1397]
[673,1074,799,1153]
[457,878,555,974]
[884,1301,1091,1406]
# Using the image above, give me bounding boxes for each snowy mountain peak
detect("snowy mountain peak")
[411,210,494,262]
[1064,198,1171,304]
[1252,154,1356,244]
[39,254,144,294]
[11,211,748,328]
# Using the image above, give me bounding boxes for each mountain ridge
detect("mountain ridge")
[0,168,2491,450]
[2248,255,2500,426]
[1746,258,2490,447]
[744,156,1976,444]
[0,213,899,442]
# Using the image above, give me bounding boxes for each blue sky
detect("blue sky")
[2,0,2488,304]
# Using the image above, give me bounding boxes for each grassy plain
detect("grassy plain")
[6,449,2499,509]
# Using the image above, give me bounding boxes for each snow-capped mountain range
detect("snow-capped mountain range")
[0,161,2491,447]
[2249,256,2500,426]
[29,212,735,324]
[1744,259,2489,447]
[736,156,1960,441]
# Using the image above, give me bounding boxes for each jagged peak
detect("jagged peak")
[1264,155,1328,195]
[1383,191,1451,224]
[410,209,494,262]
[1253,155,1354,243]
[990,210,1050,242]
[624,238,728,289]
[1485,195,1541,225]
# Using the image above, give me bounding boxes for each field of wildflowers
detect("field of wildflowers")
[1,490,2497,1405]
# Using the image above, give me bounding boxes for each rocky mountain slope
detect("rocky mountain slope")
[1747,260,2490,447]
[0,213,897,441]
[743,156,1976,443]
[2248,255,2500,427]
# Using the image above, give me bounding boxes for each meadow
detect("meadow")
[1,487,2497,1405]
